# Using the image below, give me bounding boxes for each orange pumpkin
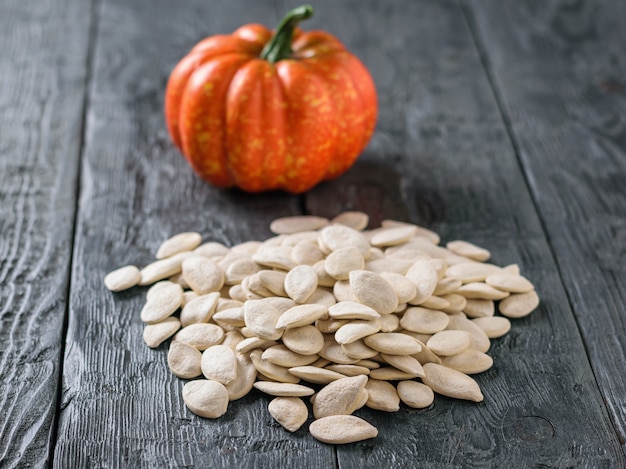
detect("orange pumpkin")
[165,5,377,193]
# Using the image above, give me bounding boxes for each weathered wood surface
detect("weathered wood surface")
[1,0,625,467]
[309,0,625,466]
[0,0,92,467]
[51,0,329,467]
[464,0,626,453]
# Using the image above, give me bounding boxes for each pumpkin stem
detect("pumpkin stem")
[260,4,314,63]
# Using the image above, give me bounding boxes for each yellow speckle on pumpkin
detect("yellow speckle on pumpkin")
[196,132,211,143]
[203,82,214,95]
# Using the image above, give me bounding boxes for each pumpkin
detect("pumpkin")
[165,5,377,193]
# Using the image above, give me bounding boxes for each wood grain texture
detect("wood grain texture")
[52,0,331,467]
[306,0,625,466]
[464,0,626,454]
[0,0,92,467]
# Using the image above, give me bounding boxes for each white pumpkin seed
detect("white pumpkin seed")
[422,363,483,402]
[182,379,229,418]
[363,333,422,355]
[281,325,324,355]
[156,232,202,259]
[284,264,318,303]
[446,240,490,261]
[143,317,180,348]
[426,330,472,356]
[167,341,202,379]
[140,281,183,324]
[324,247,365,280]
[313,375,368,418]
[254,382,315,397]
[400,307,449,334]
[201,345,238,384]
[268,397,309,432]
[365,378,400,412]
[309,415,378,444]
[104,265,141,292]
[179,292,220,327]
[350,270,398,314]
[270,215,329,234]
[174,323,225,350]
[397,381,434,408]
[499,290,540,318]
[472,316,512,338]
[276,304,327,329]
[332,211,369,230]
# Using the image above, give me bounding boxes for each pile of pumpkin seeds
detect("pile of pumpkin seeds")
[105,212,539,444]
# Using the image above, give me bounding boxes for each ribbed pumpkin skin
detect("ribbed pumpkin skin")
[165,24,377,193]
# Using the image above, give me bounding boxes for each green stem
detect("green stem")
[260,4,314,63]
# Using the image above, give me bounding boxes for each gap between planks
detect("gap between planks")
[48,0,101,465]
[456,0,619,441]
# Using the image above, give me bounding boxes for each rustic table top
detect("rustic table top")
[1,0,625,467]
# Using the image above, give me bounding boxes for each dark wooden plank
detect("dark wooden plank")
[0,0,92,467]
[52,0,333,467]
[307,0,625,466]
[464,0,626,454]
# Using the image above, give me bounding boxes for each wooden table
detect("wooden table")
[2,0,625,467]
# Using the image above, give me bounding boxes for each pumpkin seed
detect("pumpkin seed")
[270,215,329,234]
[224,352,257,400]
[472,316,512,338]
[104,265,141,292]
[167,341,202,379]
[179,292,220,327]
[182,379,229,418]
[254,382,315,397]
[331,211,369,231]
[140,281,183,324]
[250,350,299,384]
[325,247,365,280]
[400,307,449,334]
[182,256,225,293]
[201,345,238,384]
[405,260,438,305]
[446,240,490,261]
[276,304,328,329]
[364,333,422,355]
[313,375,368,418]
[439,349,493,374]
[288,366,346,384]
[243,298,283,340]
[422,363,483,402]
[365,378,400,412]
[143,317,180,348]
[328,301,380,320]
[426,330,472,356]
[156,232,202,259]
[350,270,398,314]
[281,325,325,355]
[463,299,495,318]
[309,415,378,444]
[499,290,540,318]
[262,344,319,367]
[397,380,434,408]
[174,323,225,350]
[268,397,309,432]
[140,252,194,285]
[335,319,382,345]
[485,272,534,293]
[284,264,318,303]
[320,224,370,258]
[370,225,417,247]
